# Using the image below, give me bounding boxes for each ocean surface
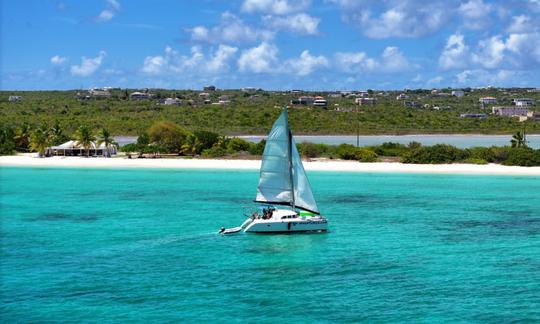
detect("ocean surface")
[1,167,539,322]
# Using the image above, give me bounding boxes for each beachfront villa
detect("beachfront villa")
[46,140,117,157]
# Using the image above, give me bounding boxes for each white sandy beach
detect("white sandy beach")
[1,155,540,176]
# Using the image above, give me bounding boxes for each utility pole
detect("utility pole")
[356,104,360,147]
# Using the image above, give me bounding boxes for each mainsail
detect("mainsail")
[255,109,320,214]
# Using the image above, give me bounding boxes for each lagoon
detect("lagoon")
[241,134,540,149]
[1,167,539,322]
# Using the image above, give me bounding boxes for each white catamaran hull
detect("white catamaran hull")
[244,218,328,233]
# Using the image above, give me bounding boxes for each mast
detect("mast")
[288,128,295,211]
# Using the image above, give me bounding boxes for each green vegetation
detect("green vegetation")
[73,125,96,157]
[1,88,539,136]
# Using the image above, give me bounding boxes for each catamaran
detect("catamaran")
[220,108,328,234]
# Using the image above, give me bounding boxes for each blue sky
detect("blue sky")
[2,0,540,90]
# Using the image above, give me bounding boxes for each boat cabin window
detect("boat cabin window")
[281,215,297,219]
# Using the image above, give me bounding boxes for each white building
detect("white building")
[492,106,529,117]
[396,93,409,100]
[313,96,327,107]
[161,98,182,106]
[8,95,22,102]
[355,97,377,105]
[130,91,151,100]
[479,97,497,104]
[513,98,535,107]
[89,88,111,98]
[241,87,257,93]
[46,140,117,157]
[452,90,465,97]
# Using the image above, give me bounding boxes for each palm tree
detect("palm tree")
[74,125,95,157]
[29,126,50,157]
[511,131,526,148]
[14,124,31,152]
[96,128,117,157]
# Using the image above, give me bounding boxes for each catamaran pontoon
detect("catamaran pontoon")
[220,108,328,234]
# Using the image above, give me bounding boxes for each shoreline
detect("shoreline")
[2,155,539,176]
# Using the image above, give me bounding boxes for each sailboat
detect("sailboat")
[220,108,328,234]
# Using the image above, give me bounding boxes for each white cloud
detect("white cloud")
[97,10,115,22]
[505,32,540,65]
[96,0,120,22]
[426,76,443,86]
[70,51,106,76]
[332,1,450,38]
[141,45,238,75]
[241,0,310,15]
[455,69,519,85]
[262,13,320,35]
[335,46,412,73]
[507,15,532,33]
[50,55,67,65]
[380,46,410,72]
[106,0,120,11]
[458,0,492,30]
[207,45,239,73]
[189,12,273,44]
[238,42,279,73]
[472,36,506,69]
[439,33,469,70]
[285,50,328,75]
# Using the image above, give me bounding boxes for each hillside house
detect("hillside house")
[460,113,488,118]
[452,90,465,97]
[161,98,182,106]
[89,88,111,98]
[396,93,409,100]
[479,97,497,104]
[355,97,377,105]
[130,91,151,100]
[492,106,529,117]
[513,98,535,107]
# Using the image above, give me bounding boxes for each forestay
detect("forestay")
[255,109,320,214]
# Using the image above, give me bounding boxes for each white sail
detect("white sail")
[255,109,293,205]
[255,109,320,214]
[291,137,319,214]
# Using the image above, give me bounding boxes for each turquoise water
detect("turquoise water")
[1,167,540,322]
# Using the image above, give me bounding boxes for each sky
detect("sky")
[1,0,540,90]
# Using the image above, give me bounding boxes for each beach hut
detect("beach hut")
[46,140,117,157]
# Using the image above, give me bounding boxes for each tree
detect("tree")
[29,126,51,157]
[50,120,69,146]
[510,131,526,148]
[147,121,190,154]
[96,128,117,157]
[14,124,31,152]
[73,125,96,157]
[0,127,16,155]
